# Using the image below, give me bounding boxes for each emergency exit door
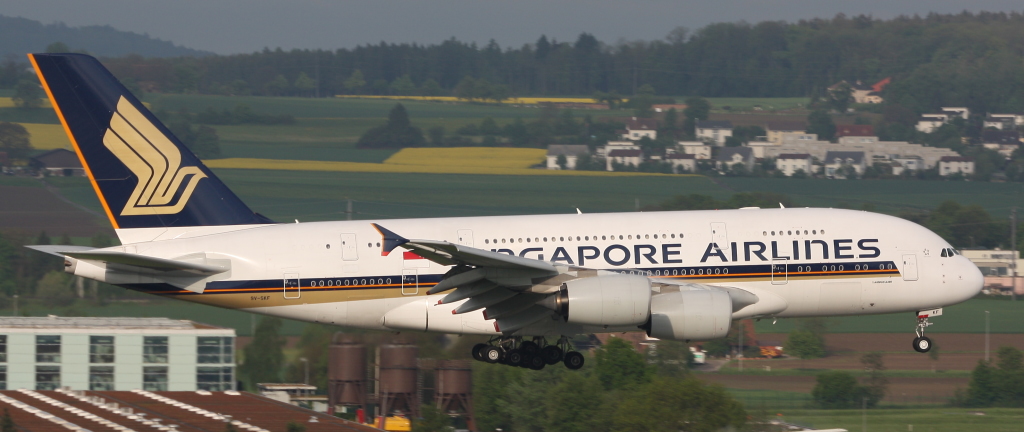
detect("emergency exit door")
[902,254,919,281]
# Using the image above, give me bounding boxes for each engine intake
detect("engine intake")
[548,275,652,327]
[644,290,732,341]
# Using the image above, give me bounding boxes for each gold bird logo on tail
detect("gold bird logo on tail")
[102,96,206,216]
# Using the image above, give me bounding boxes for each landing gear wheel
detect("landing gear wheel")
[482,346,503,363]
[506,349,524,366]
[541,345,564,365]
[527,354,546,370]
[563,351,585,370]
[472,343,488,361]
[520,341,540,355]
[913,336,932,353]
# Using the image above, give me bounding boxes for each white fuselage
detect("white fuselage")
[87,207,982,337]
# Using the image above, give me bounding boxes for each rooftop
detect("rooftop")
[765,121,806,132]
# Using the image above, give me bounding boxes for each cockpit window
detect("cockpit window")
[941,249,948,257]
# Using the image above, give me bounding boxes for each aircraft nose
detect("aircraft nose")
[958,258,984,299]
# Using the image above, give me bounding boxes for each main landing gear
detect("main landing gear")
[472,336,584,370]
[912,309,942,353]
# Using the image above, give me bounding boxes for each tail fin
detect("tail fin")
[29,53,273,230]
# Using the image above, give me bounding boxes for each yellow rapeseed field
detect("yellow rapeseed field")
[205,156,695,178]
[383,147,545,169]
[19,123,71,150]
[334,95,601,105]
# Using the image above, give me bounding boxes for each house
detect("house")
[665,153,697,173]
[622,117,658,140]
[988,113,1024,127]
[676,141,712,159]
[916,115,948,133]
[695,120,733,146]
[892,156,924,175]
[606,149,643,171]
[835,125,874,139]
[823,151,866,179]
[942,107,970,120]
[652,104,687,113]
[765,121,807,144]
[984,115,1012,130]
[30,148,84,176]
[546,145,590,170]
[716,147,754,172]
[938,156,975,177]
[775,154,813,177]
[600,141,640,157]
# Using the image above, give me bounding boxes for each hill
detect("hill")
[0,15,211,60]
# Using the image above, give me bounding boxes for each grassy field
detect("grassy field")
[706,97,808,112]
[776,408,1024,432]
[755,297,1024,334]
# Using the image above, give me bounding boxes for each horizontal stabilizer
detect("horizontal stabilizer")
[25,245,96,257]
[62,251,228,275]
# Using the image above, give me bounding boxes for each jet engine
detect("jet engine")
[642,289,732,341]
[546,275,652,326]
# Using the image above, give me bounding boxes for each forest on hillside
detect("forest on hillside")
[60,11,1024,115]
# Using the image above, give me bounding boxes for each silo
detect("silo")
[327,333,367,414]
[435,360,475,431]
[378,341,419,418]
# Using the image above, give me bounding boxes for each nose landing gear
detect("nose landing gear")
[912,308,942,353]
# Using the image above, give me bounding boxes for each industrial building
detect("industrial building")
[0,317,235,392]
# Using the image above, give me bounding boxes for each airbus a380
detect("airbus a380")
[26,53,983,370]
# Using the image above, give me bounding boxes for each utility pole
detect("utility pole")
[985,310,990,362]
[347,199,353,221]
[1012,208,1018,301]
[738,320,744,372]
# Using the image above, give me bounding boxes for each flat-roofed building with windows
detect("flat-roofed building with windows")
[0,317,235,392]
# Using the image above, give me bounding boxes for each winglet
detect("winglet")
[371,223,409,256]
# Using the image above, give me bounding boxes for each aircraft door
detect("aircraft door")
[340,233,358,261]
[457,230,474,247]
[902,254,919,281]
[283,272,301,299]
[771,258,788,284]
[402,269,419,295]
[710,223,729,250]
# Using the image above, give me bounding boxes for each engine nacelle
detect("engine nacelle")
[549,275,652,327]
[645,290,732,341]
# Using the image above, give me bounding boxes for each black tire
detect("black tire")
[520,341,540,355]
[563,351,585,370]
[506,349,524,366]
[541,345,564,365]
[913,336,932,353]
[472,343,488,361]
[528,354,546,370]
[482,346,503,363]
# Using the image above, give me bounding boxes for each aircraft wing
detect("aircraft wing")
[374,223,568,333]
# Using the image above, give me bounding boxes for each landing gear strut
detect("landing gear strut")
[912,309,941,353]
[470,336,582,370]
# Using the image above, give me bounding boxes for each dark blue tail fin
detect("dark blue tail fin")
[30,53,272,229]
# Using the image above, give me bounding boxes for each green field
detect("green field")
[756,297,1024,334]
[776,408,1024,432]
[705,97,808,112]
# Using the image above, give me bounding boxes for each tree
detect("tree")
[556,154,567,169]
[293,72,316,97]
[454,76,478,101]
[827,82,853,112]
[812,371,863,408]
[784,319,827,359]
[860,352,888,407]
[683,97,711,137]
[807,109,836,141]
[264,75,289,96]
[413,404,451,432]
[595,337,650,390]
[36,271,74,307]
[545,373,606,432]
[239,316,285,390]
[45,42,71,53]
[650,340,692,377]
[612,377,746,432]
[0,122,32,162]
[390,75,416,96]
[1,408,14,432]
[344,70,366,94]
[286,422,306,432]
[224,422,238,432]
[356,104,426,148]
[13,79,42,109]
[419,79,442,96]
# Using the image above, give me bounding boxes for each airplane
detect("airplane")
[26,53,983,370]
